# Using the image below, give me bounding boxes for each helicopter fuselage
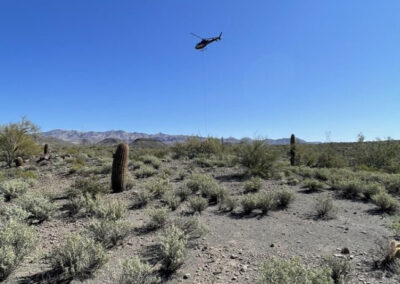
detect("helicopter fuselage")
[194,36,220,50]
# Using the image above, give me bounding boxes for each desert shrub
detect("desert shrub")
[244,176,262,193]
[218,195,237,212]
[188,196,208,214]
[50,233,108,279]
[201,184,226,204]
[131,160,144,170]
[93,199,127,221]
[135,190,153,208]
[389,217,400,238]
[87,219,130,248]
[159,225,187,273]
[256,192,275,214]
[147,208,169,229]
[172,216,208,242]
[333,179,364,199]
[68,192,96,216]
[324,256,351,284]
[383,174,400,195]
[241,194,258,214]
[119,257,160,284]
[71,177,109,198]
[185,173,218,193]
[316,149,345,168]
[275,188,295,209]
[0,179,29,201]
[176,170,188,181]
[238,140,278,178]
[298,166,316,178]
[363,183,385,200]
[0,220,36,281]
[303,178,325,191]
[375,239,400,274]
[162,191,180,210]
[171,137,222,159]
[315,168,332,181]
[145,177,172,198]
[0,205,30,222]
[134,165,157,178]
[314,195,337,220]
[371,192,398,214]
[257,257,333,284]
[286,176,299,185]
[18,196,56,223]
[174,186,191,201]
[139,155,161,169]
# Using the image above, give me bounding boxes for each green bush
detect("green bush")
[172,216,208,242]
[0,179,29,201]
[363,183,385,200]
[241,194,258,214]
[162,191,180,210]
[314,195,337,220]
[275,188,295,209]
[188,196,208,214]
[0,220,36,281]
[257,257,333,284]
[159,225,187,273]
[303,178,325,191]
[256,192,275,215]
[119,257,160,284]
[0,205,30,222]
[333,179,364,199]
[171,137,222,159]
[87,219,130,248]
[145,177,172,198]
[93,199,127,221]
[174,186,191,201]
[244,177,262,193]
[185,173,218,193]
[50,233,108,279]
[324,256,351,284]
[18,196,56,223]
[134,165,157,178]
[218,195,237,212]
[70,177,109,198]
[135,190,153,208]
[147,208,169,229]
[238,140,278,178]
[139,155,161,169]
[371,192,398,214]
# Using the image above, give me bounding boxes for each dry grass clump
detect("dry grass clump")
[118,257,160,284]
[0,220,36,281]
[50,233,108,279]
[159,225,187,273]
[188,196,208,214]
[314,195,337,220]
[244,177,262,193]
[257,257,333,284]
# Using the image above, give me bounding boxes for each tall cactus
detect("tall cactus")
[111,142,129,192]
[15,157,23,167]
[290,134,296,166]
[44,144,49,155]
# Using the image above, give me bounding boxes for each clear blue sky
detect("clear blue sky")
[1,0,399,142]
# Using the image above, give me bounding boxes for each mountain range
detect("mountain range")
[41,129,309,145]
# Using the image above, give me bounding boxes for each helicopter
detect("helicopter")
[191,32,222,50]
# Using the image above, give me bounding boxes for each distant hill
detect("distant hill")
[41,129,313,145]
[130,138,166,149]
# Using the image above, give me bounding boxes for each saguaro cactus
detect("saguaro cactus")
[290,134,296,166]
[44,144,49,155]
[15,157,23,167]
[111,142,129,192]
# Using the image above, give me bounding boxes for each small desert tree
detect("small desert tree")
[0,118,40,167]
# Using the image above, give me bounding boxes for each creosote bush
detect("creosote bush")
[139,155,161,169]
[134,165,157,178]
[257,257,333,284]
[324,256,351,284]
[303,178,325,191]
[162,191,180,210]
[93,199,127,221]
[188,196,208,214]
[275,187,294,209]
[241,194,258,214]
[145,177,172,198]
[0,205,30,222]
[0,220,36,281]
[50,233,108,279]
[135,189,153,208]
[118,257,160,284]
[71,177,109,198]
[159,225,187,273]
[172,216,208,242]
[238,140,278,178]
